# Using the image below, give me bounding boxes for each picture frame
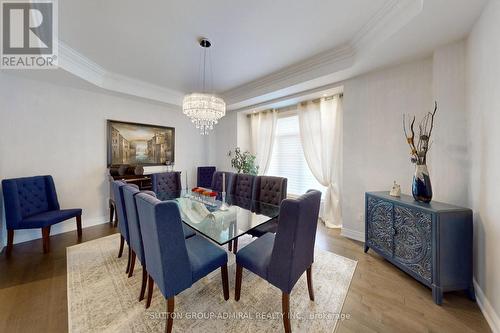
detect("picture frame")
[107,120,175,167]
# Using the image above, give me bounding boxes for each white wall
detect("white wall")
[341,43,471,239]
[236,112,251,153]
[430,41,469,208]
[213,111,238,171]
[466,0,500,329]
[0,73,208,246]
[341,58,434,239]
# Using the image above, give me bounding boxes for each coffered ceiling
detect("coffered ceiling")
[7,0,489,109]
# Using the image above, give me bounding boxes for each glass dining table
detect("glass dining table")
[156,190,280,253]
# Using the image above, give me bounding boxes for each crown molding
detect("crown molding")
[59,42,106,86]
[222,44,354,105]
[56,0,423,109]
[223,0,423,109]
[58,42,184,106]
[351,0,424,52]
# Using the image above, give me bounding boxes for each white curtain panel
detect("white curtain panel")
[298,96,343,228]
[250,110,278,175]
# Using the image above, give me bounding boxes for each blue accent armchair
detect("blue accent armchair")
[197,166,216,188]
[235,190,321,333]
[2,175,82,254]
[151,172,182,201]
[135,193,229,331]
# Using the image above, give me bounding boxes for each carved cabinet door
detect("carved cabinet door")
[393,205,432,283]
[367,197,394,256]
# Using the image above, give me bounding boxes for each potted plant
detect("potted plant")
[228,147,259,175]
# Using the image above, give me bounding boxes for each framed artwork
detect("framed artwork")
[107,120,175,166]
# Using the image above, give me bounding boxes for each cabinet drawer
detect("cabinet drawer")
[366,197,394,256]
[394,205,432,283]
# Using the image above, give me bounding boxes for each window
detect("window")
[266,114,326,196]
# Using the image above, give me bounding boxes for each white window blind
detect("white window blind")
[266,114,326,196]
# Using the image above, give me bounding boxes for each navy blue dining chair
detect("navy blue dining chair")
[135,193,229,331]
[2,175,82,254]
[247,176,288,237]
[235,190,321,333]
[123,185,196,301]
[232,173,256,200]
[197,166,216,188]
[226,173,256,252]
[211,171,235,197]
[112,180,136,274]
[122,185,156,301]
[151,171,182,201]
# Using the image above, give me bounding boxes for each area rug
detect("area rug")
[67,233,357,333]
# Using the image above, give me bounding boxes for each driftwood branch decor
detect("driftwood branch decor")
[403,102,438,165]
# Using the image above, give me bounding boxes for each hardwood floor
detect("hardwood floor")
[315,224,490,333]
[0,222,490,333]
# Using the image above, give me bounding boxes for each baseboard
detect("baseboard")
[340,227,365,242]
[474,279,500,333]
[10,216,108,245]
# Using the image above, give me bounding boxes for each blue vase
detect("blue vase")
[412,164,432,203]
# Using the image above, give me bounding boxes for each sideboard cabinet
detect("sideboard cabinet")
[365,192,474,305]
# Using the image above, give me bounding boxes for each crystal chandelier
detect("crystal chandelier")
[183,38,226,135]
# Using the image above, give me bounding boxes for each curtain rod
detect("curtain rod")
[247,93,343,116]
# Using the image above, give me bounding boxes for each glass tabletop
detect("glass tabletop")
[157,191,280,245]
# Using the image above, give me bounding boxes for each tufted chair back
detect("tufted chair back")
[267,190,322,293]
[112,180,139,243]
[123,185,157,266]
[2,175,60,229]
[233,174,256,200]
[135,193,193,298]
[211,171,235,194]
[197,166,216,188]
[252,176,288,206]
[151,172,182,200]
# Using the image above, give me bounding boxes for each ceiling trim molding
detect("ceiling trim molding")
[223,0,424,109]
[59,42,184,106]
[56,0,423,109]
[222,44,354,105]
[351,0,424,52]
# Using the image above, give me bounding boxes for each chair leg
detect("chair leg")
[306,265,314,301]
[282,292,292,333]
[235,264,243,301]
[128,250,136,278]
[228,241,232,252]
[118,235,124,258]
[221,264,229,300]
[146,275,154,309]
[166,297,175,333]
[109,199,115,225]
[126,246,131,274]
[6,229,14,255]
[232,238,238,254]
[76,215,82,240]
[139,266,148,301]
[42,226,51,253]
[113,203,118,228]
